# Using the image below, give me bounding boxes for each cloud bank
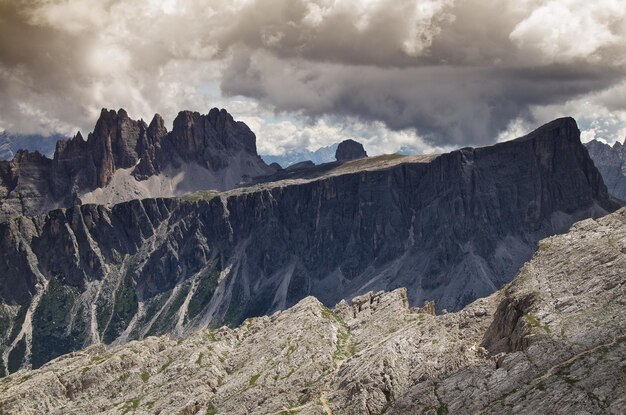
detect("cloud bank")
[0,0,624,154]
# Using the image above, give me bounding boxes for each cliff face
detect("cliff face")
[585,139,626,201]
[1,207,624,414]
[0,117,620,374]
[0,108,271,221]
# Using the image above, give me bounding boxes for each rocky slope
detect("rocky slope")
[1,206,624,414]
[585,139,626,201]
[0,108,272,221]
[0,117,620,375]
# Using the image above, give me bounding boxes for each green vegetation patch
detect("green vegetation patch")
[222,284,246,328]
[196,352,204,366]
[145,285,189,337]
[205,401,218,415]
[31,278,82,368]
[180,190,221,202]
[121,397,141,414]
[7,338,26,373]
[320,305,356,363]
[159,357,173,373]
[249,373,260,386]
[524,313,551,333]
[186,265,220,322]
[103,268,139,344]
[141,370,150,383]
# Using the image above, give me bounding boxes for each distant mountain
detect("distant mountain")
[0,117,619,375]
[0,108,272,221]
[0,131,65,160]
[585,139,626,201]
[261,143,338,167]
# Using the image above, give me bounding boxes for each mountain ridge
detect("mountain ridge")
[0,116,620,376]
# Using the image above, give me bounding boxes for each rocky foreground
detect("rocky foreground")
[1,207,624,414]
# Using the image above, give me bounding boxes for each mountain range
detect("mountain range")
[0,114,620,378]
[0,108,271,221]
[261,143,339,168]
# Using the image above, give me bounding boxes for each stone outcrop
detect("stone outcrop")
[585,138,626,201]
[0,117,620,374]
[335,139,368,161]
[0,108,272,221]
[1,207,624,414]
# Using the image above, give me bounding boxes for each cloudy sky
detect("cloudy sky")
[0,0,625,155]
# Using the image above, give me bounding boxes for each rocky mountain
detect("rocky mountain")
[261,143,339,168]
[585,139,626,201]
[335,139,368,162]
[1,206,624,414]
[0,108,272,221]
[0,132,65,161]
[0,117,620,376]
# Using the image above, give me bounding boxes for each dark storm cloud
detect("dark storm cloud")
[0,0,624,147]
[221,49,623,145]
[216,0,626,145]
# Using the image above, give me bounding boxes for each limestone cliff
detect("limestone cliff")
[0,117,620,374]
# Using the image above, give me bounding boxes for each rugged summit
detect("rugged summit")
[0,117,619,374]
[1,207,624,414]
[335,139,368,161]
[0,108,271,221]
[585,139,626,201]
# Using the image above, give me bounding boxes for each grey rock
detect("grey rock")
[0,108,272,221]
[585,139,626,201]
[335,139,368,162]
[0,117,620,374]
[0,207,624,414]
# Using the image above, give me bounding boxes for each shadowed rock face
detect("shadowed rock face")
[0,208,624,414]
[585,139,626,201]
[0,117,620,375]
[335,139,368,161]
[0,108,271,221]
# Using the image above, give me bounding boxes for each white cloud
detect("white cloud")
[510,0,626,64]
[0,0,623,154]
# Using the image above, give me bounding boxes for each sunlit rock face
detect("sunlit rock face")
[0,117,620,375]
[0,108,272,222]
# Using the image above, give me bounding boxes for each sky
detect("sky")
[0,0,625,156]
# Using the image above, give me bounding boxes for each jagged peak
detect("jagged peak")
[149,113,165,129]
